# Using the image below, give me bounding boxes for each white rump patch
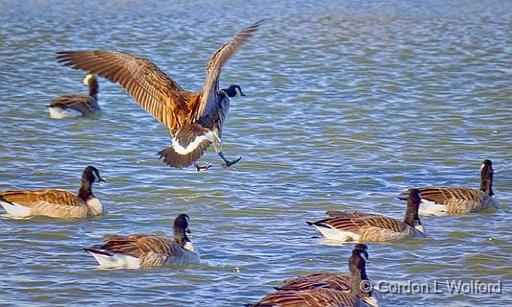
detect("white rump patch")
[418,199,448,216]
[0,201,32,218]
[48,107,82,119]
[172,131,214,155]
[312,224,360,242]
[87,251,141,269]
[86,198,103,216]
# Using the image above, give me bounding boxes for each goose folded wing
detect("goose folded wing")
[250,288,353,307]
[279,273,350,291]
[416,187,484,204]
[0,189,83,207]
[321,212,405,233]
[56,50,187,135]
[98,235,175,258]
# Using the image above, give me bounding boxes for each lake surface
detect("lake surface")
[0,0,511,306]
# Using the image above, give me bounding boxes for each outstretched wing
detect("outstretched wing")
[194,20,262,120]
[56,50,191,135]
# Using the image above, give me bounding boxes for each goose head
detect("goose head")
[174,214,192,246]
[480,159,494,196]
[222,84,246,98]
[82,166,105,185]
[82,73,97,85]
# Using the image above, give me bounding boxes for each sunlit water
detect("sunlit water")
[0,0,511,306]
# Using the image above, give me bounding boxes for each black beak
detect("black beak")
[98,177,106,183]
[186,228,191,234]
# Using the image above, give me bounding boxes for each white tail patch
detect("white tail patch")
[87,250,141,269]
[48,107,82,119]
[172,131,214,155]
[312,224,360,242]
[0,201,32,218]
[418,199,448,216]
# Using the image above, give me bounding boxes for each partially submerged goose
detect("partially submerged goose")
[247,244,379,307]
[84,214,199,269]
[307,189,425,242]
[0,166,105,219]
[400,159,499,216]
[56,21,262,169]
[48,74,100,119]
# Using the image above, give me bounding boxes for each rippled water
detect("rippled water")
[0,0,511,306]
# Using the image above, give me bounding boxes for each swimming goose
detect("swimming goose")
[307,189,425,242]
[56,21,262,169]
[48,74,100,119]
[0,166,105,219]
[247,244,379,307]
[400,159,499,216]
[84,214,199,269]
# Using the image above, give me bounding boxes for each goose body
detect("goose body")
[84,214,199,269]
[0,166,104,219]
[56,21,262,169]
[247,244,379,307]
[308,189,425,242]
[401,160,499,216]
[48,74,100,119]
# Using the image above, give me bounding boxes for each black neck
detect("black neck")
[174,230,189,247]
[480,168,494,196]
[88,78,99,98]
[403,199,420,228]
[78,178,93,201]
[349,254,368,298]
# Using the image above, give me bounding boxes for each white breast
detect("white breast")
[86,198,103,216]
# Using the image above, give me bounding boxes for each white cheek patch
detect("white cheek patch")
[83,74,93,85]
[172,131,214,155]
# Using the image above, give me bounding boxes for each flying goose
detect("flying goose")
[48,74,100,119]
[84,213,199,269]
[247,244,379,307]
[0,166,105,219]
[307,189,425,242]
[400,159,499,216]
[55,21,262,169]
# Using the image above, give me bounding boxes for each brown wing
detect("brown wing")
[56,50,192,135]
[49,95,96,112]
[249,288,355,307]
[417,187,485,205]
[0,189,83,208]
[319,211,405,233]
[95,234,177,258]
[279,273,350,292]
[194,20,262,120]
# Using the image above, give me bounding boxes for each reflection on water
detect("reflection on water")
[0,0,511,305]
